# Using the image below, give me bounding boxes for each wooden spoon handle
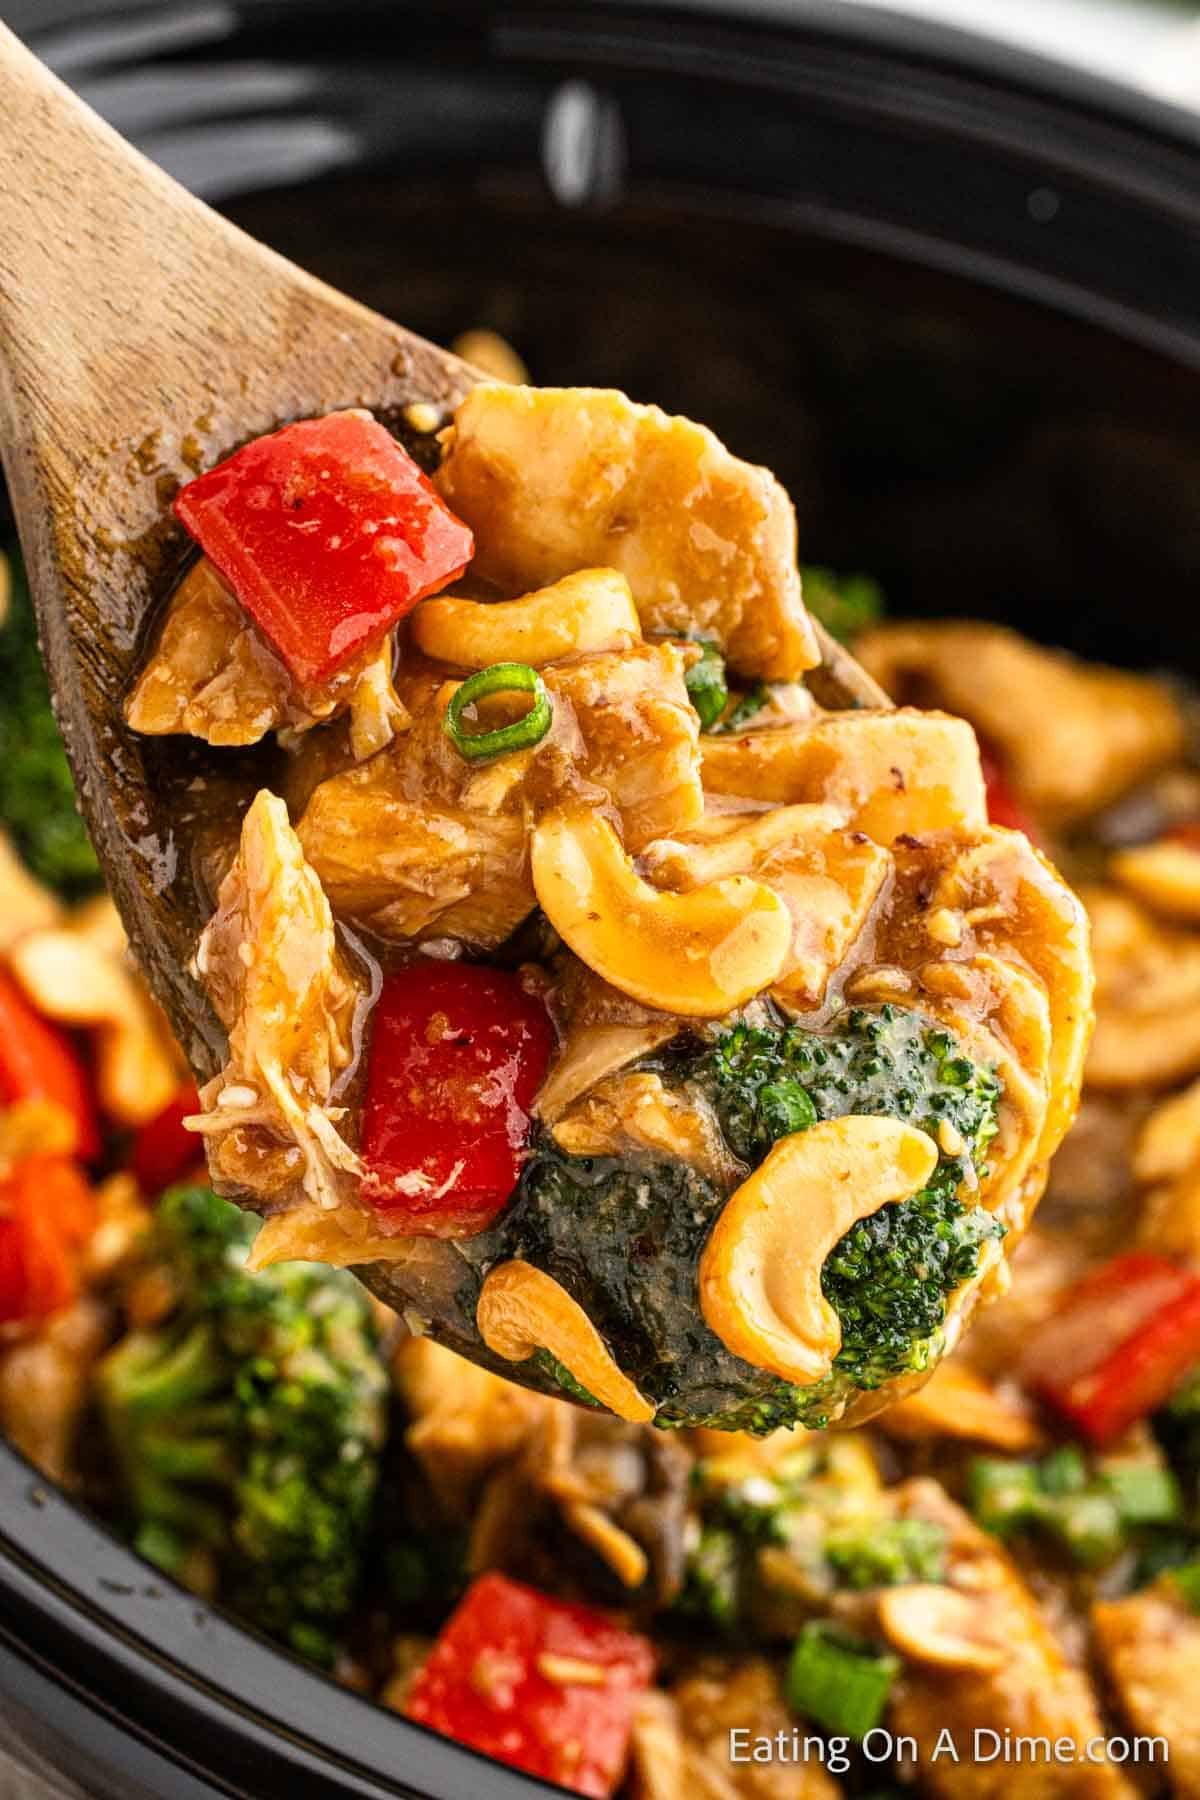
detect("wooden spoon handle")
[0,21,473,496]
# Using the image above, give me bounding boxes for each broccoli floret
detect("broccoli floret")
[0,544,101,898]
[700,1005,1003,1411]
[97,1186,389,1666]
[824,1518,947,1589]
[969,1447,1183,1573]
[474,1005,1002,1432]
[800,564,886,644]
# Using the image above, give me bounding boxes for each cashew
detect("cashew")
[699,1116,940,1385]
[643,805,890,1007]
[1112,840,1200,925]
[450,327,530,385]
[475,1258,655,1424]
[530,810,791,1017]
[877,1583,1008,1673]
[413,568,641,668]
[10,928,181,1126]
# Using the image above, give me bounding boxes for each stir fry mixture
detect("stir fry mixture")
[119,385,1090,1439]
[3,354,1200,1796]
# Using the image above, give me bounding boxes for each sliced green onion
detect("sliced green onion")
[1038,1445,1089,1496]
[786,1622,898,1739]
[968,1457,1041,1537]
[1047,1492,1123,1570]
[1103,1463,1182,1526]
[443,661,552,762]
[711,681,772,734]
[684,641,728,731]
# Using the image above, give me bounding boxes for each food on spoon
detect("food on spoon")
[120,388,1092,1433]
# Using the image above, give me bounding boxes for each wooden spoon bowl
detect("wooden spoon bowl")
[0,20,886,1091]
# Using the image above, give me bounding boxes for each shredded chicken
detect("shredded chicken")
[125,556,406,754]
[435,384,818,680]
[884,1480,1136,1800]
[857,621,1186,825]
[1092,1580,1200,1794]
[297,642,703,946]
[193,789,364,1211]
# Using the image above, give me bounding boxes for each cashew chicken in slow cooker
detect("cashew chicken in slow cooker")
[121,382,1094,1435]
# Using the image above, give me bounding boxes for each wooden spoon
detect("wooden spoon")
[0,22,887,1085]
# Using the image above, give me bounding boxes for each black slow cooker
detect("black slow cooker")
[3,3,1200,1794]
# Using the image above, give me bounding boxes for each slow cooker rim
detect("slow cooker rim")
[4,4,1200,1797]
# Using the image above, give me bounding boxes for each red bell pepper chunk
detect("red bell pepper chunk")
[979,743,1038,840]
[173,411,474,687]
[405,1573,654,1798]
[0,1156,96,1324]
[0,969,100,1161]
[1025,1252,1200,1445]
[131,1082,203,1194]
[361,961,553,1236]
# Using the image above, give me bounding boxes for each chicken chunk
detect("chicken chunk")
[297,643,703,948]
[193,789,364,1210]
[882,1479,1134,1800]
[630,1661,841,1800]
[857,621,1186,826]
[1092,1580,1200,1795]
[125,557,405,756]
[700,710,988,844]
[435,385,818,680]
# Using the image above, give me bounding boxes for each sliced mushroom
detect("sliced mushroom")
[550,1070,736,1186]
[530,810,791,1017]
[412,568,641,668]
[699,1115,939,1385]
[475,1258,655,1424]
[877,1583,1008,1673]
[535,1020,679,1123]
[699,708,988,843]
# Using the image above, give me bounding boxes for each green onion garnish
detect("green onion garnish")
[1103,1464,1182,1526]
[443,661,552,762]
[684,642,728,731]
[786,1622,898,1739]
